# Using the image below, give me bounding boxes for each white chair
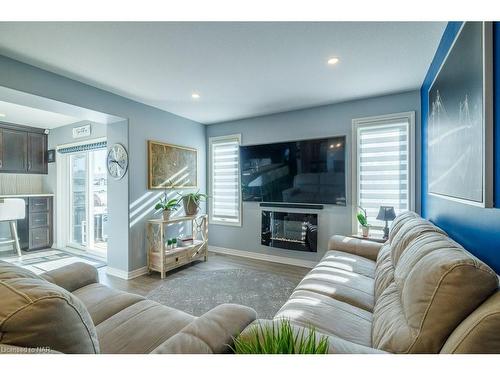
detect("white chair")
[0,198,25,257]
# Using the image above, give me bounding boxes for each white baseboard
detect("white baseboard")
[106,266,148,280]
[209,246,317,268]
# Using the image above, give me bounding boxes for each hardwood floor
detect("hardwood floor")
[98,251,310,296]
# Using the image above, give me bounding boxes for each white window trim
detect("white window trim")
[208,134,242,227]
[351,111,416,233]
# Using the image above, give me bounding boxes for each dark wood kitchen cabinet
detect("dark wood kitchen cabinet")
[27,132,48,174]
[12,196,54,251]
[0,127,28,173]
[28,197,53,250]
[0,122,48,175]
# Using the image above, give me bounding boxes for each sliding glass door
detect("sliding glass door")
[69,148,107,256]
[70,152,88,247]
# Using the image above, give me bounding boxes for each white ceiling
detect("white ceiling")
[0,22,446,124]
[0,100,81,129]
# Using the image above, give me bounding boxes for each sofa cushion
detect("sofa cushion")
[388,210,420,244]
[0,272,99,354]
[275,290,373,347]
[374,243,393,299]
[390,217,446,266]
[441,290,500,353]
[320,250,376,278]
[394,232,457,283]
[152,304,257,354]
[295,265,374,311]
[96,299,194,354]
[372,240,498,353]
[73,283,145,325]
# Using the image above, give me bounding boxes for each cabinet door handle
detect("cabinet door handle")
[0,159,2,168]
[27,161,31,170]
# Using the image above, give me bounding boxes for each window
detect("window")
[209,134,242,226]
[352,112,415,234]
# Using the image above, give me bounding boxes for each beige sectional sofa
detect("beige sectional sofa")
[241,211,500,354]
[2,211,500,354]
[0,261,256,354]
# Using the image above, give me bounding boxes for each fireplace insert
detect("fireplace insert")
[261,210,317,252]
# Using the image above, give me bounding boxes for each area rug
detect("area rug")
[0,249,106,274]
[146,268,298,319]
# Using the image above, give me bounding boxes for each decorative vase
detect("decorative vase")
[362,226,370,237]
[183,197,199,216]
[163,210,171,221]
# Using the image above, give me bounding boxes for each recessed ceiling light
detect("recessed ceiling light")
[191,93,200,99]
[327,57,339,65]
[0,113,6,117]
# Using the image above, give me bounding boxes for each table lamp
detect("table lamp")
[377,206,396,239]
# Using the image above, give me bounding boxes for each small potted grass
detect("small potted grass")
[231,319,329,354]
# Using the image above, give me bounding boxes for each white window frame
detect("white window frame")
[351,112,416,233]
[208,134,242,226]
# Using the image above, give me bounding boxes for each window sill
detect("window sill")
[208,218,242,227]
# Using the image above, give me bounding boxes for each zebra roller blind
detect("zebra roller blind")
[209,135,241,225]
[355,113,414,234]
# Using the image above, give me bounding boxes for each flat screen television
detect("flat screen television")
[240,136,346,205]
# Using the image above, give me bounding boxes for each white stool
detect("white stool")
[0,198,25,257]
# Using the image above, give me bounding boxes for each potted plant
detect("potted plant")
[231,319,329,354]
[357,206,370,237]
[178,191,207,216]
[155,192,180,221]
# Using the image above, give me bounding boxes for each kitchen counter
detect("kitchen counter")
[0,193,54,198]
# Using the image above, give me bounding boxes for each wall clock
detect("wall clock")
[107,143,128,180]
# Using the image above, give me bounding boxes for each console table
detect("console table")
[146,214,208,278]
[350,234,387,244]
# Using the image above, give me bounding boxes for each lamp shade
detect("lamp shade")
[376,206,396,221]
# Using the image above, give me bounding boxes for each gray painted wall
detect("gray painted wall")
[206,90,421,262]
[0,55,206,272]
[107,120,130,272]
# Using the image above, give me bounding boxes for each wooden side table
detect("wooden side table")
[350,234,387,244]
[147,214,208,278]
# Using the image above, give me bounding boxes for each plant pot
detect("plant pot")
[183,197,199,216]
[162,210,172,221]
[362,226,370,237]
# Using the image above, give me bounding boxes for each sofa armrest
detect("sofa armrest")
[151,303,257,354]
[238,319,387,354]
[41,262,99,292]
[328,235,384,261]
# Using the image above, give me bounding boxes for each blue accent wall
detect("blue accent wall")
[421,22,500,273]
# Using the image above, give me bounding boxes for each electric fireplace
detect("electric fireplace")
[261,210,317,252]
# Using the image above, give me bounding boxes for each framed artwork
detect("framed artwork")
[428,22,493,207]
[148,140,197,189]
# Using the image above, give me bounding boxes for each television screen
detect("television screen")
[240,136,346,205]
